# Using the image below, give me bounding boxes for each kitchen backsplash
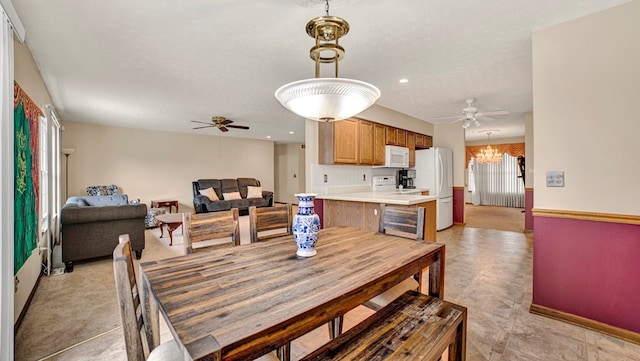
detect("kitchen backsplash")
[310,164,404,194]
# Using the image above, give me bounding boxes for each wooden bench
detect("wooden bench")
[301,291,467,361]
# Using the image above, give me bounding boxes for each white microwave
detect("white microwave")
[384,145,409,168]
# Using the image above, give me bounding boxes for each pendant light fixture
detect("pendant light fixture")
[275,0,380,122]
[476,132,503,164]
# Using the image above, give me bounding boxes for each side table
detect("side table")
[150,199,179,213]
[154,213,184,246]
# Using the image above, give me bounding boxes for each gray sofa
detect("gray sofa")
[192,178,273,214]
[60,195,147,272]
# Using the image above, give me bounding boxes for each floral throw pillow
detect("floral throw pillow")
[246,186,262,198]
[199,187,219,201]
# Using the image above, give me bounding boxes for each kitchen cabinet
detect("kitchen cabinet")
[319,118,386,165]
[319,118,359,164]
[415,134,433,149]
[319,118,431,165]
[397,129,407,147]
[386,126,397,145]
[407,132,416,167]
[374,123,386,165]
[358,120,375,164]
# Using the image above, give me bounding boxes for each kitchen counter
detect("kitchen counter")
[316,191,436,206]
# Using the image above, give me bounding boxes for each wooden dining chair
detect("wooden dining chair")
[368,204,426,309]
[183,208,240,254]
[248,204,292,243]
[113,234,183,361]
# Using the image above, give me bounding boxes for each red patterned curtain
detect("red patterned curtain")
[465,143,525,168]
[14,82,42,274]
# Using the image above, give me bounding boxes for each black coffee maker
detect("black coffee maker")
[398,169,416,189]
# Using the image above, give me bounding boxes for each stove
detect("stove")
[372,175,397,192]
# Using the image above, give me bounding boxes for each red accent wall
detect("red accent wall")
[314,198,324,229]
[525,188,534,231]
[533,216,640,333]
[453,187,465,224]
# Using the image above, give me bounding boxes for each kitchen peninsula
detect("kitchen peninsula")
[316,192,438,242]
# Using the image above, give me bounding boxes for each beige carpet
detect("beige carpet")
[14,227,183,361]
[464,204,525,233]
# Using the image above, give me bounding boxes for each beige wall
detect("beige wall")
[61,122,274,211]
[434,123,466,187]
[524,112,534,187]
[532,0,640,215]
[358,104,434,135]
[465,136,525,147]
[13,37,54,321]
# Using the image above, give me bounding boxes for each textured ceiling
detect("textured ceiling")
[13,0,629,142]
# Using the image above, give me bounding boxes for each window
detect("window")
[39,116,48,233]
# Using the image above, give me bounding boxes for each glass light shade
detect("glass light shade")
[275,78,381,121]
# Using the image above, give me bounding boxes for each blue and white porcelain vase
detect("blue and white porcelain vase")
[292,193,320,257]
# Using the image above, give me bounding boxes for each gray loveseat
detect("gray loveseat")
[60,194,147,272]
[192,178,273,215]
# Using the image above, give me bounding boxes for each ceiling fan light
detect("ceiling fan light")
[275,78,380,121]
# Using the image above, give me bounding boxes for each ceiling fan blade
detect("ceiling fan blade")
[191,120,213,125]
[219,126,229,132]
[431,115,465,121]
[221,119,233,125]
[192,125,215,129]
[476,116,495,121]
[226,125,250,130]
[448,117,466,124]
[476,110,509,117]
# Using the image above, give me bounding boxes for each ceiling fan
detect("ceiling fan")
[191,116,250,132]
[431,97,509,129]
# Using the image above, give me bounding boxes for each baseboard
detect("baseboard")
[15,274,41,333]
[530,303,640,346]
[454,222,466,226]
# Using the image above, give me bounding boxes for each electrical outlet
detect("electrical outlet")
[546,171,564,187]
[324,174,328,183]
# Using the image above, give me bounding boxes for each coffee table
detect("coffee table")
[154,212,183,246]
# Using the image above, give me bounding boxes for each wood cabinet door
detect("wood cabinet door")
[373,123,386,165]
[407,132,416,167]
[424,135,433,148]
[415,133,425,148]
[333,119,359,164]
[358,120,375,165]
[386,126,397,145]
[397,129,407,147]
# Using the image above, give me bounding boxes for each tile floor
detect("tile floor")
[14,216,640,360]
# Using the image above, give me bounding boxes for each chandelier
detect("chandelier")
[476,132,503,164]
[275,0,380,122]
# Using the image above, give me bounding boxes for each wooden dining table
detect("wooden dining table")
[139,226,445,361]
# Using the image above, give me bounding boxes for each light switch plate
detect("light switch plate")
[546,171,564,187]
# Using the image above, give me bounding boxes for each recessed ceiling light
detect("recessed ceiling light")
[399,79,408,83]
[266,135,272,139]
[289,131,295,134]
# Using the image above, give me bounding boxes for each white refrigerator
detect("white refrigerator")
[414,147,454,231]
